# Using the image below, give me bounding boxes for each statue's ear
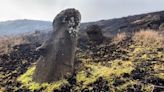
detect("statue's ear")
[61,16,66,23]
[53,16,67,28]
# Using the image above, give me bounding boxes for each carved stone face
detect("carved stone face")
[53,8,81,38]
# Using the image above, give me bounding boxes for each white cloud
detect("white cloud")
[0,0,164,22]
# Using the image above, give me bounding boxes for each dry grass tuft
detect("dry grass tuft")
[132,29,164,48]
[0,35,28,54]
[112,32,127,43]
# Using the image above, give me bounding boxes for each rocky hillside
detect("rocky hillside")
[81,11,164,35]
[0,29,163,92]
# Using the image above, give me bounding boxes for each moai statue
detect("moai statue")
[86,24,104,44]
[33,8,81,83]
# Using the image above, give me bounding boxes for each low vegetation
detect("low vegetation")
[17,66,68,92]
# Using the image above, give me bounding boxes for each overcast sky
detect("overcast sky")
[0,0,164,22]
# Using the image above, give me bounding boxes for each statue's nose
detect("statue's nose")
[68,17,76,26]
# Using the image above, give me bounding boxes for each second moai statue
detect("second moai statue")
[86,24,104,44]
[33,8,81,83]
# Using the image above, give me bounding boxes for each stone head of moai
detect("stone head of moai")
[33,8,81,83]
[53,8,81,38]
[86,24,104,44]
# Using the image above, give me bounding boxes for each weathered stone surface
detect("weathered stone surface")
[33,8,81,83]
[86,25,104,44]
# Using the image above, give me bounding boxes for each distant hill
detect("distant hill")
[0,19,52,36]
[81,10,164,35]
[1,11,164,36]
